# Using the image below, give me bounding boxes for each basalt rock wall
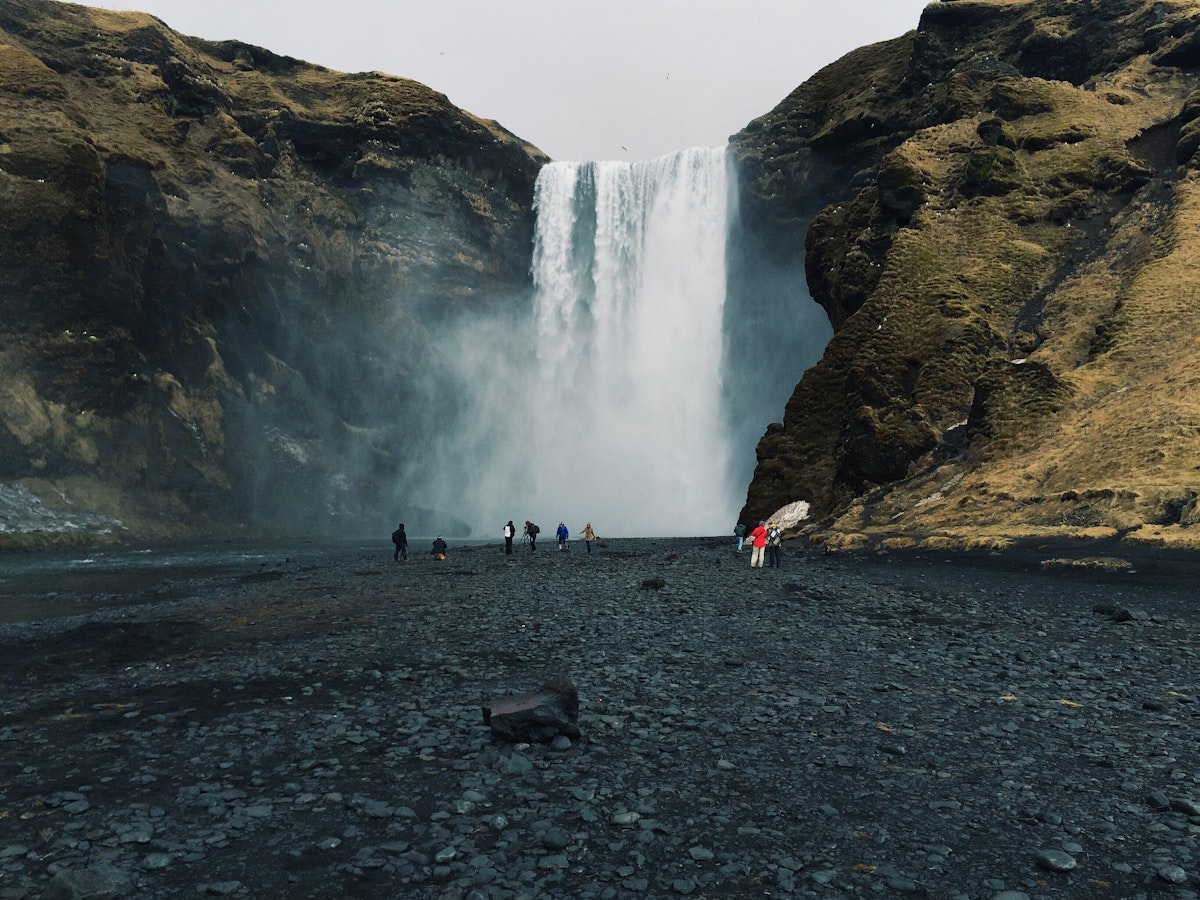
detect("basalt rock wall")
[0,0,547,543]
[735,0,1200,549]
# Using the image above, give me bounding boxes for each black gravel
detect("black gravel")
[0,537,1197,899]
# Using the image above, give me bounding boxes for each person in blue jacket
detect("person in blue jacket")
[556,522,569,551]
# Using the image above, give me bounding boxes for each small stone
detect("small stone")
[202,882,242,896]
[1157,865,1188,885]
[611,811,640,826]
[45,864,133,900]
[1035,849,1076,872]
[541,827,570,851]
[1169,798,1200,817]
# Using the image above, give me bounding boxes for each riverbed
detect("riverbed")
[0,537,1197,898]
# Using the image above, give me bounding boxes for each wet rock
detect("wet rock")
[44,864,134,899]
[1157,864,1188,884]
[1035,849,1077,872]
[1169,797,1200,817]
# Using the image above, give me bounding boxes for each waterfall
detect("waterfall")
[420,145,830,539]
[521,148,734,537]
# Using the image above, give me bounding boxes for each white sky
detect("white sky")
[88,0,932,162]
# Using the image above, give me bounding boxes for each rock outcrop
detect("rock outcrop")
[735,0,1200,549]
[0,0,546,544]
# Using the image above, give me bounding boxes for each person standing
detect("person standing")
[579,522,596,554]
[766,522,783,568]
[556,521,569,551]
[524,520,539,551]
[734,522,746,552]
[504,520,515,555]
[749,521,768,569]
[391,523,409,562]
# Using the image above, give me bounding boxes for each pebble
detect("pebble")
[1,538,1197,898]
[1035,849,1077,871]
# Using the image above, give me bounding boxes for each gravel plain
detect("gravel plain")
[0,536,1198,899]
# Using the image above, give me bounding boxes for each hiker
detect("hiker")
[524,520,540,551]
[391,523,408,562]
[431,535,448,559]
[579,522,596,554]
[734,522,746,552]
[766,522,783,568]
[503,520,515,555]
[749,521,768,569]
[556,521,569,551]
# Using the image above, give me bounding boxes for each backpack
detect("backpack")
[392,529,403,544]
[531,523,540,535]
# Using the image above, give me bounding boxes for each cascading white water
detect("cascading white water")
[520,148,735,537]
[422,144,830,539]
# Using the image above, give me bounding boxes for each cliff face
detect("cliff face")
[0,0,547,544]
[734,0,1200,549]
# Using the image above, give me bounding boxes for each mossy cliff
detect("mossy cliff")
[0,0,546,543]
[734,0,1200,550]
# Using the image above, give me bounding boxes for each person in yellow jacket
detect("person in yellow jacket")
[579,522,597,554]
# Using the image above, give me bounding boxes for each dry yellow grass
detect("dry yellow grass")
[1125,524,1200,548]
[825,53,1199,543]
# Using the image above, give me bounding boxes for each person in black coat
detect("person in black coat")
[391,523,408,562]
[524,520,539,551]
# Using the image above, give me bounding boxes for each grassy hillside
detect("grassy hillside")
[734,0,1200,551]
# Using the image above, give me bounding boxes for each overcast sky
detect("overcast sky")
[89,0,932,161]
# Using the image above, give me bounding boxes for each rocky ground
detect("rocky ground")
[0,536,1197,899]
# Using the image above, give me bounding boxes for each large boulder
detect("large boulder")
[482,675,581,744]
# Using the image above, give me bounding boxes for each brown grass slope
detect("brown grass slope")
[735,0,1200,551]
[0,0,547,544]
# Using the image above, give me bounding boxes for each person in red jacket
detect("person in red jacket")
[749,521,769,569]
